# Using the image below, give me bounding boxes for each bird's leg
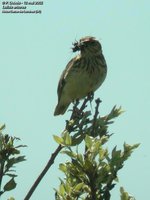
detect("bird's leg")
[71,99,81,119]
[72,97,89,119]
[87,91,94,111]
[66,100,80,131]
[73,99,80,108]
[87,91,94,103]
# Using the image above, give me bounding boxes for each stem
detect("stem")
[102,171,117,200]
[0,161,5,196]
[86,170,97,200]
[90,177,97,200]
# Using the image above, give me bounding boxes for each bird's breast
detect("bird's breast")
[63,61,107,101]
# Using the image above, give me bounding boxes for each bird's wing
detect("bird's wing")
[57,56,80,101]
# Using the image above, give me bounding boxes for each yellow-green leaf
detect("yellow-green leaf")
[53,135,64,145]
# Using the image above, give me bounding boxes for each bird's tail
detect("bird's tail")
[54,102,70,116]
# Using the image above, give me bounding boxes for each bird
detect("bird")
[54,36,107,116]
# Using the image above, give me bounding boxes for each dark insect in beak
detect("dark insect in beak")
[72,41,80,52]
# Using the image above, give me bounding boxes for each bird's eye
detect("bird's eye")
[83,41,89,47]
[84,43,88,47]
[90,41,95,45]
[85,41,95,47]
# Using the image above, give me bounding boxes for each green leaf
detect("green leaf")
[53,135,64,145]
[61,150,76,159]
[99,148,108,161]
[63,131,72,146]
[5,156,26,172]
[65,181,71,194]
[72,134,85,146]
[109,106,124,119]
[67,119,75,127]
[84,159,94,171]
[5,173,17,178]
[74,182,85,192]
[103,106,124,123]
[59,183,65,196]
[123,143,140,160]
[120,187,135,200]
[0,124,5,131]
[112,146,121,160]
[77,154,84,165]
[85,135,93,148]
[59,163,67,173]
[7,148,20,155]
[15,145,27,149]
[92,140,101,153]
[3,178,16,192]
[7,197,15,200]
[124,143,140,152]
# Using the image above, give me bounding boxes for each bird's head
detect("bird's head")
[72,36,102,55]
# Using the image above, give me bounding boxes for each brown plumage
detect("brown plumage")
[54,36,107,116]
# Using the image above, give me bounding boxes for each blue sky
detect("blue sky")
[0,0,150,199]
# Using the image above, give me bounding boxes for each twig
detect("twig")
[92,98,101,137]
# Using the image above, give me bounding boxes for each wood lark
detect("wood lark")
[54,36,107,116]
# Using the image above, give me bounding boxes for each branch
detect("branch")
[24,98,90,200]
[24,144,62,200]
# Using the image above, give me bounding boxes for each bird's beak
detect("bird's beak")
[72,41,80,52]
[72,41,84,52]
